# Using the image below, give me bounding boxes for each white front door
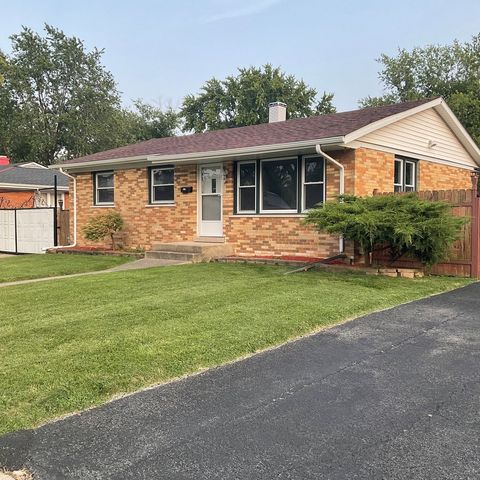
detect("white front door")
[199,164,223,237]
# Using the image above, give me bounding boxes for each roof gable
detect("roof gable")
[345,98,480,167]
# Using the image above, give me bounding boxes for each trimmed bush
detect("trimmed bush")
[83,212,124,250]
[304,194,467,266]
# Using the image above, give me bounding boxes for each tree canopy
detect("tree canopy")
[0,25,180,165]
[360,34,480,145]
[181,64,336,133]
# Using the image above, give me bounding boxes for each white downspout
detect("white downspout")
[46,168,77,249]
[315,144,345,253]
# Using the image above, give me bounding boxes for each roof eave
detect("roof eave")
[0,182,69,191]
[51,136,346,172]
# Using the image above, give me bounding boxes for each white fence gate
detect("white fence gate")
[0,208,55,254]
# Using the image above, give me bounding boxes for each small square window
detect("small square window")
[394,158,416,192]
[237,162,257,213]
[95,172,114,205]
[151,167,174,203]
[302,156,325,211]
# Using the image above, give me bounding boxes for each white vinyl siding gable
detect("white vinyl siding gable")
[356,108,478,169]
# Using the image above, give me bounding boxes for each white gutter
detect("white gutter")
[0,182,68,191]
[316,144,344,195]
[316,144,345,253]
[47,169,77,250]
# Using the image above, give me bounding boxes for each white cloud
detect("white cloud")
[201,0,281,24]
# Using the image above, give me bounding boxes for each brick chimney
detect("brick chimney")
[0,156,9,165]
[268,102,287,123]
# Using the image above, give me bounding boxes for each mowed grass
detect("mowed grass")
[0,254,132,283]
[0,263,470,435]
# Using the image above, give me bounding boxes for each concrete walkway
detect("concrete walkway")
[0,258,185,288]
[0,283,478,479]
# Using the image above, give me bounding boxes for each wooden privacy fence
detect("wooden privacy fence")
[57,209,70,246]
[372,178,480,278]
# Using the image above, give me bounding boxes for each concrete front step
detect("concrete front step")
[145,251,200,262]
[147,242,233,263]
[194,236,226,243]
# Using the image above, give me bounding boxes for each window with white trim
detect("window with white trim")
[237,162,256,213]
[394,158,417,192]
[95,171,114,205]
[302,156,325,210]
[260,158,298,213]
[151,167,174,203]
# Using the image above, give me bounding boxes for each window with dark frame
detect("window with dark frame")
[302,156,325,210]
[235,156,326,214]
[261,158,298,212]
[394,158,417,192]
[151,167,174,203]
[95,171,114,205]
[237,162,256,213]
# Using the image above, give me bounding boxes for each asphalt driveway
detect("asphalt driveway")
[1,283,479,479]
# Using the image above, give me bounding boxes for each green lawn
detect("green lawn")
[0,263,470,435]
[0,254,132,283]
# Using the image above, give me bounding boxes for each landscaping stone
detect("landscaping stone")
[378,268,399,277]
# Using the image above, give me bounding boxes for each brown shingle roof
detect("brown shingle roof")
[63,99,434,165]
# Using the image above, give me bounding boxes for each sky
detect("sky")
[1,0,480,112]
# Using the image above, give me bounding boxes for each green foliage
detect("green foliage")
[83,212,124,249]
[0,25,180,164]
[304,194,467,266]
[359,33,480,144]
[181,64,336,133]
[0,24,123,164]
[124,100,179,141]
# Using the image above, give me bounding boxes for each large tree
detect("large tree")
[0,25,126,164]
[0,25,179,165]
[181,64,336,133]
[125,100,179,142]
[360,34,480,145]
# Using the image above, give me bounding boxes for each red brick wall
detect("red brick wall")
[418,161,472,190]
[354,147,473,195]
[71,147,474,256]
[0,191,34,208]
[73,166,197,249]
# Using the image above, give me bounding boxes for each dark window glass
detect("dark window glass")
[237,162,256,212]
[394,160,402,185]
[305,158,324,183]
[151,168,174,202]
[153,185,174,202]
[304,184,324,209]
[240,188,255,211]
[261,159,297,210]
[405,162,414,186]
[97,172,113,188]
[98,188,114,204]
[153,169,173,185]
[240,163,256,186]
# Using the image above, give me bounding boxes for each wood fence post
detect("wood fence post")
[471,174,480,278]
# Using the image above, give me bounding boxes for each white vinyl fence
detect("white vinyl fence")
[0,208,55,253]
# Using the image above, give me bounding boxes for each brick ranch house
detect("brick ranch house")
[53,97,480,261]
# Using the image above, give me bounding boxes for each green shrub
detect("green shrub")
[304,194,467,266]
[83,212,124,250]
